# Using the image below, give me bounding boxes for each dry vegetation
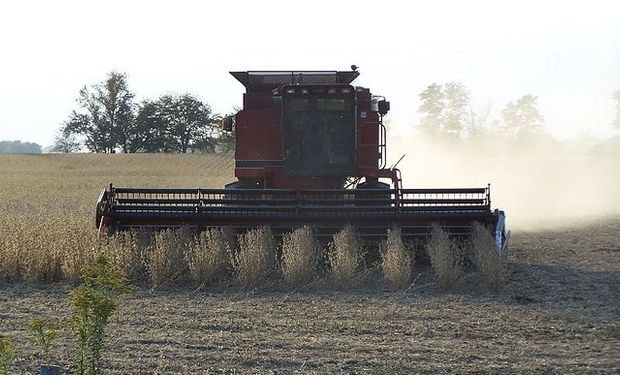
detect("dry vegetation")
[381,227,412,290]
[470,222,505,291]
[328,226,364,288]
[0,153,619,374]
[426,224,463,291]
[281,226,320,287]
[189,228,234,288]
[235,227,278,289]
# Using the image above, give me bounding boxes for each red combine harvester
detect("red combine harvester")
[96,68,508,251]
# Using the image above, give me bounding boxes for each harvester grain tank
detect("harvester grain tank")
[95,68,509,251]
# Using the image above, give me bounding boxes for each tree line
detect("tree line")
[0,141,42,154]
[53,72,620,153]
[53,72,233,153]
[417,82,549,141]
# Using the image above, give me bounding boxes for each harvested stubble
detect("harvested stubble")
[381,227,412,290]
[281,226,320,286]
[328,225,364,288]
[470,222,504,291]
[188,228,235,287]
[426,224,463,291]
[235,227,277,289]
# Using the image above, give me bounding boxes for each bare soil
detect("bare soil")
[2,219,618,374]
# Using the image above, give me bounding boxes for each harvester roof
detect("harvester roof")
[230,70,360,93]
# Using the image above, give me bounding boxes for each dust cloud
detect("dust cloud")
[387,134,620,230]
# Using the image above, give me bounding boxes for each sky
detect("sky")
[0,0,618,147]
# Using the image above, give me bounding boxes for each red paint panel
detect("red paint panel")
[356,94,380,171]
[235,108,282,161]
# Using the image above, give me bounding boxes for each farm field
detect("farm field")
[0,153,619,374]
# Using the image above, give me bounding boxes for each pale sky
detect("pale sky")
[0,0,618,147]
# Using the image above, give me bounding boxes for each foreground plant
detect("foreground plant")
[0,336,15,375]
[28,318,61,370]
[70,254,129,375]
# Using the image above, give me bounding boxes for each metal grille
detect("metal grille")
[108,187,492,239]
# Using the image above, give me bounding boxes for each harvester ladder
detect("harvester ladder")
[393,168,404,209]
[379,114,387,169]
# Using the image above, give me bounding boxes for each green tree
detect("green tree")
[502,94,544,138]
[217,129,235,152]
[62,72,135,153]
[131,100,169,152]
[158,94,218,153]
[51,130,80,153]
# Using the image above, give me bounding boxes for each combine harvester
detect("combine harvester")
[96,67,508,252]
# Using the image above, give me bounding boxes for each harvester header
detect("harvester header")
[96,67,508,252]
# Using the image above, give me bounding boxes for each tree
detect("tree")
[502,94,544,138]
[62,72,135,153]
[466,103,492,140]
[131,100,169,152]
[442,82,469,138]
[417,82,469,138]
[50,130,80,153]
[217,129,235,153]
[158,94,218,153]
[614,90,620,130]
[418,83,444,137]
[209,111,236,153]
[0,140,42,153]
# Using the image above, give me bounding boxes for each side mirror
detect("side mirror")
[378,100,390,116]
[221,115,234,131]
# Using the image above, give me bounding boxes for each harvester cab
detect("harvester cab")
[95,68,509,254]
[224,69,396,190]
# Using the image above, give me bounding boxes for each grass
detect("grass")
[0,336,15,375]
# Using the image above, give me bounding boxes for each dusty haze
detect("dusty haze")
[388,134,620,230]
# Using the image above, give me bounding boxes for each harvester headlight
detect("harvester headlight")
[301,88,309,94]
[328,88,336,94]
[341,87,351,94]
[286,88,295,94]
